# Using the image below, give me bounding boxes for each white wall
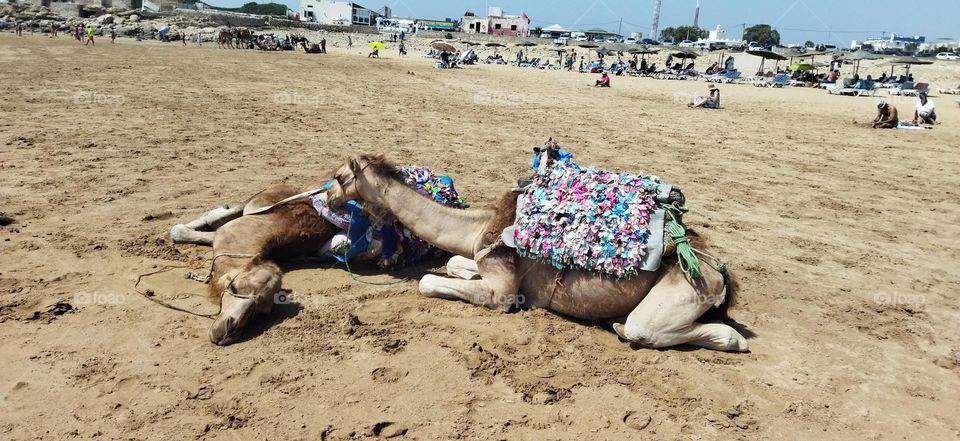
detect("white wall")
[300,0,352,25]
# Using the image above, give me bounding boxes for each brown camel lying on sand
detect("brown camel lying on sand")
[327,153,748,352]
[170,178,347,345]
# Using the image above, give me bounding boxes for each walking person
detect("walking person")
[84,24,95,46]
[320,37,326,53]
[347,35,352,49]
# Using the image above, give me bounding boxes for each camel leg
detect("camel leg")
[615,265,748,352]
[420,251,519,311]
[446,256,480,280]
[170,205,244,245]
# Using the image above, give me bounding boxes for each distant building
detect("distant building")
[539,24,570,39]
[416,19,458,31]
[298,0,378,26]
[461,6,529,37]
[919,37,959,51]
[583,28,620,42]
[852,34,926,50]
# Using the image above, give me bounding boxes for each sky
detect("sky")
[215,0,959,46]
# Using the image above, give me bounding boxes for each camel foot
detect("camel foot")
[170,224,215,246]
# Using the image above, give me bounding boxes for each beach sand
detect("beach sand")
[1,33,959,440]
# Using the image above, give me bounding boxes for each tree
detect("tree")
[532,26,543,36]
[743,24,780,47]
[804,40,815,48]
[660,26,706,42]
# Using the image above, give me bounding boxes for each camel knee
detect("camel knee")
[446,256,480,280]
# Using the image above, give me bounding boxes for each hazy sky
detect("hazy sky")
[219,0,959,46]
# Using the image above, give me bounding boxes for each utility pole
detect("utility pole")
[650,0,662,41]
[617,18,622,38]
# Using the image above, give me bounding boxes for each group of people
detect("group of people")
[872,93,937,129]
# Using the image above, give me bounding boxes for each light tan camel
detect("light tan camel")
[328,155,748,352]
[170,178,345,345]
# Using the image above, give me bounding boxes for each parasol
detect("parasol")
[882,56,934,76]
[484,42,505,48]
[431,41,456,52]
[747,49,787,74]
[843,49,883,75]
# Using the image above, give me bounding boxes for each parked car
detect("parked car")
[640,38,660,45]
[936,52,960,60]
[747,42,764,51]
[574,36,588,42]
[678,40,695,48]
[624,38,637,44]
[660,38,675,46]
[605,37,619,43]
[554,37,569,45]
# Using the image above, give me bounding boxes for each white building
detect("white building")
[698,25,742,47]
[299,0,376,26]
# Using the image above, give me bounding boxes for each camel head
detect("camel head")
[328,154,389,208]
[208,260,282,346]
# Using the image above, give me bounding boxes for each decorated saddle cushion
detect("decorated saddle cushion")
[512,157,670,278]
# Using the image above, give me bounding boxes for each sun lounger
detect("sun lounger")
[897,82,929,96]
[828,80,877,96]
[937,87,960,94]
[887,81,927,95]
[719,71,742,83]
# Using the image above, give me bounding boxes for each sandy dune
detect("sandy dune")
[1,33,959,440]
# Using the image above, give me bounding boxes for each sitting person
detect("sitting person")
[595,72,611,87]
[913,92,936,125]
[689,84,721,109]
[368,42,382,58]
[873,98,899,128]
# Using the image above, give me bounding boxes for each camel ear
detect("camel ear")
[349,156,361,172]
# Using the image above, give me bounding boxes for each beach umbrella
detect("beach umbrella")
[577,42,599,49]
[484,42,505,48]
[460,40,479,46]
[844,49,883,75]
[516,40,538,47]
[431,41,456,52]
[747,49,787,74]
[671,49,699,59]
[367,41,385,50]
[882,56,934,76]
[787,62,814,72]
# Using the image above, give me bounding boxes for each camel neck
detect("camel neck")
[363,174,492,258]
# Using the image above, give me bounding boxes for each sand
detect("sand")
[1,33,959,440]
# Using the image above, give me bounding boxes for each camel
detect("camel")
[170,178,345,345]
[327,154,749,352]
[217,30,234,49]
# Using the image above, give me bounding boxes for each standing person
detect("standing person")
[398,40,406,56]
[16,21,23,37]
[181,31,186,46]
[320,36,326,53]
[347,35,352,48]
[399,30,404,41]
[84,24,95,46]
[196,32,202,46]
[913,92,936,125]
[74,26,82,42]
[110,27,117,43]
[872,98,898,128]
[49,23,57,38]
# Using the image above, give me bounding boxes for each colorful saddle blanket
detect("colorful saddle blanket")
[512,156,670,278]
[310,165,464,269]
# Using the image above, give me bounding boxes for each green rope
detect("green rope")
[664,204,702,279]
[341,256,409,286]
